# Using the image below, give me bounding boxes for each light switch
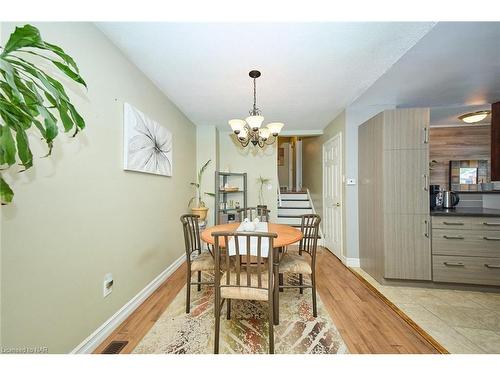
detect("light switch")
[346,178,356,185]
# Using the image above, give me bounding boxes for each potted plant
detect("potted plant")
[188,159,215,220]
[257,175,271,211]
[0,24,87,204]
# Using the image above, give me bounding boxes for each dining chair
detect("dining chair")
[211,230,278,354]
[180,214,215,313]
[237,206,270,222]
[278,214,321,317]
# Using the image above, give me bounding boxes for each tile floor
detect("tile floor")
[352,267,500,354]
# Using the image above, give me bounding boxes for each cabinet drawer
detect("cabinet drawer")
[433,255,500,286]
[432,216,472,229]
[432,229,500,257]
[469,217,500,231]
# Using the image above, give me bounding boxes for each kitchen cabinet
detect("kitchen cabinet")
[359,108,431,282]
[432,214,500,286]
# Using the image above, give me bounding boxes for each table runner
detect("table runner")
[227,222,270,257]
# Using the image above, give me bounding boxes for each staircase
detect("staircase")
[276,191,313,227]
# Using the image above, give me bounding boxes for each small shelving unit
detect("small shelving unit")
[215,172,247,224]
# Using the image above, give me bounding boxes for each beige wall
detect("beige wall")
[302,111,346,254]
[0,22,196,353]
[196,126,218,226]
[218,133,278,221]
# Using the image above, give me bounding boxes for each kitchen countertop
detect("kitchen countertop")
[431,207,500,217]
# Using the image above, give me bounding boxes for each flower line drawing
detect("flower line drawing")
[124,103,173,176]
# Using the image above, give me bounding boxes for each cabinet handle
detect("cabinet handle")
[423,174,428,192]
[424,220,430,238]
[423,127,429,144]
[485,264,500,269]
[443,222,464,226]
[444,262,464,267]
[483,237,500,241]
[483,222,500,226]
[443,235,465,240]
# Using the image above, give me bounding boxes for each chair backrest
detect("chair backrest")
[299,214,321,258]
[211,231,277,292]
[237,207,270,222]
[180,214,202,257]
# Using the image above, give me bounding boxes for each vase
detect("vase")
[191,207,209,221]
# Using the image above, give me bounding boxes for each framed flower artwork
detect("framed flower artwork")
[123,103,173,176]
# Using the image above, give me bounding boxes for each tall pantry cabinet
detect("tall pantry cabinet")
[359,108,431,282]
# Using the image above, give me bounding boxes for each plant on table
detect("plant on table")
[188,159,215,221]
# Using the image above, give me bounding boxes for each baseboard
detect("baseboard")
[71,253,185,354]
[341,255,360,268]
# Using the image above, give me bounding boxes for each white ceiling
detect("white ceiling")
[97,22,435,131]
[352,22,500,110]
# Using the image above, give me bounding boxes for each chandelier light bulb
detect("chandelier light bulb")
[259,127,271,140]
[245,115,264,131]
[238,127,248,140]
[229,119,245,134]
[267,122,284,136]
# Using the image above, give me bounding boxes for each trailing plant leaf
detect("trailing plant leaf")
[0,24,87,203]
[188,159,214,208]
[0,176,14,203]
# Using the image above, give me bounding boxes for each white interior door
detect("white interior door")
[323,134,343,259]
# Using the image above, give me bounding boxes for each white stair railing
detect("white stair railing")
[277,175,282,207]
[306,188,325,246]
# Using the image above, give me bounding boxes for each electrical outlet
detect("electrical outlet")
[103,273,113,298]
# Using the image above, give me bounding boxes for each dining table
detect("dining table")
[201,222,303,325]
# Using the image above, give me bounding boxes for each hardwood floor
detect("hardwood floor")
[94,248,440,354]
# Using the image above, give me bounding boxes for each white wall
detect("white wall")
[218,132,278,221]
[0,22,196,353]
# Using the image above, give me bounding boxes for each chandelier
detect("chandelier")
[228,70,284,148]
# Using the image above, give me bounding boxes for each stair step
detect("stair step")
[278,208,313,215]
[276,216,302,225]
[278,193,308,200]
[278,200,311,208]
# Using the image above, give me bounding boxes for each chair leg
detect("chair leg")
[268,301,275,354]
[186,270,191,314]
[311,272,317,317]
[226,299,231,320]
[299,274,303,294]
[197,271,202,291]
[279,273,284,292]
[273,262,280,325]
[214,293,221,354]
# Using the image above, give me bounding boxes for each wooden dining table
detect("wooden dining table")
[201,222,303,325]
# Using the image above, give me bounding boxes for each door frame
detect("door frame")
[295,138,303,190]
[322,132,343,260]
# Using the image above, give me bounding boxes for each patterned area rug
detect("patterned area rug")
[133,274,348,354]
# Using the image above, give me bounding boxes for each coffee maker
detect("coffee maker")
[430,185,441,210]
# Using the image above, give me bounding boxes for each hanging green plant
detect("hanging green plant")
[0,24,87,203]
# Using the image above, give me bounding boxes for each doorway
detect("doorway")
[277,136,303,192]
[322,133,343,259]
